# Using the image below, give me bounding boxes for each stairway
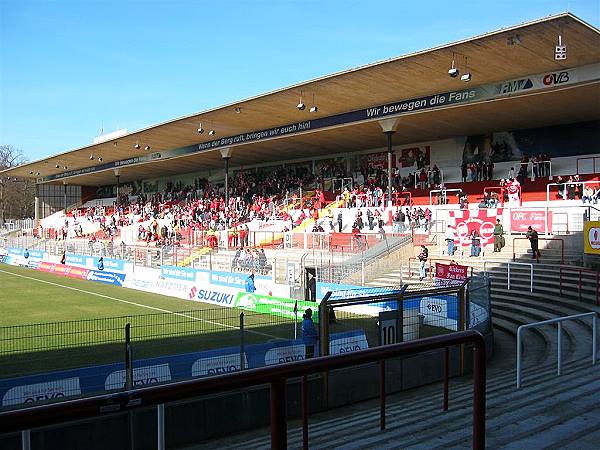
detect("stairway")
[180,243,600,449]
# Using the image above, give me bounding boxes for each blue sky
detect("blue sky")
[1,0,598,161]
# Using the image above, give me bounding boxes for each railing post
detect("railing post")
[21,429,31,450]
[125,323,133,390]
[593,314,597,366]
[516,327,522,388]
[361,261,365,286]
[301,375,308,450]
[472,339,486,450]
[379,359,386,430]
[270,377,287,450]
[443,346,449,411]
[157,404,165,450]
[559,267,563,296]
[240,312,245,371]
[557,321,562,377]
[530,264,533,293]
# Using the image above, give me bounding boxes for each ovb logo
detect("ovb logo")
[543,71,569,86]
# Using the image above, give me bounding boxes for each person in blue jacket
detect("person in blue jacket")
[97,257,104,271]
[245,273,256,293]
[302,308,318,358]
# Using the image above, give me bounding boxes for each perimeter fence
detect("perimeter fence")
[0,306,301,410]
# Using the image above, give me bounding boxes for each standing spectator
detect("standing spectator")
[508,167,515,180]
[487,161,494,181]
[532,156,539,180]
[445,226,456,256]
[419,169,427,189]
[461,162,468,183]
[493,219,505,252]
[245,273,256,293]
[302,308,318,358]
[470,230,481,257]
[337,211,343,233]
[418,245,428,282]
[526,226,541,261]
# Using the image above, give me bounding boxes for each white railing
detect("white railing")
[429,189,463,206]
[507,261,533,293]
[546,180,600,202]
[516,312,597,388]
[518,160,552,179]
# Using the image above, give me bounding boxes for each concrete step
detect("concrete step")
[191,357,599,450]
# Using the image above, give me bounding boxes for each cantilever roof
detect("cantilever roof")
[3,12,600,186]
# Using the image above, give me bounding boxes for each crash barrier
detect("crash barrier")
[0,330,487,450]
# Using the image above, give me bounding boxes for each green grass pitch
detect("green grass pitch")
[0,264,298,378]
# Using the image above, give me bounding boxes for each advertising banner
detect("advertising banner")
[435,262,468,282]
[2,377,81,407]
[104,363,171,390]
[510,210,552,233]
[0,330,366,408]
[191,353,248,377]
[361,151,396,171]
[448,208,503,247]
[584,221,600,254]
[37,262,90,280]
[234,292,318,322]
[86,270,126,286]
[400,146,430,168]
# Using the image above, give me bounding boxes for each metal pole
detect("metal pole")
[224,157,230,211]
[472,341,486,450]
[301,375,308,450]
[516,327,522,388]
[270,377,287,450]
[379,359,386,430]
[240,312,245,371]
[557,321,562,376]
[361,261,365,286]
[385,131,394,207]
[443,346,449,411]
[21,429,31,450]
[530,265,533,293]
[125,323,133,390]
[593,314,597,366]
[157,404,165,450]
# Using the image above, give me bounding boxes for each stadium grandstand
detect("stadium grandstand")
[1,11,600,450]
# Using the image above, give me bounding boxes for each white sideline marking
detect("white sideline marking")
[0,267,280,339]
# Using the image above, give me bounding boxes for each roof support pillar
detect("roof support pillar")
[34,184,40,227]
[379,119,399,207]
[220,147,233,214]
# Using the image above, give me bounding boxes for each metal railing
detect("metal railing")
[546,180,600,202]
[507,262,533,293]
[512,237,564,264]
[576,156,600,175]
[0,330,487,450]
[559,267,600,306]
[429,189,462,206]
[516,312,597,388]
[407,257,474,282]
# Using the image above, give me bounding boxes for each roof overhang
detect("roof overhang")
[3,12,600,186]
